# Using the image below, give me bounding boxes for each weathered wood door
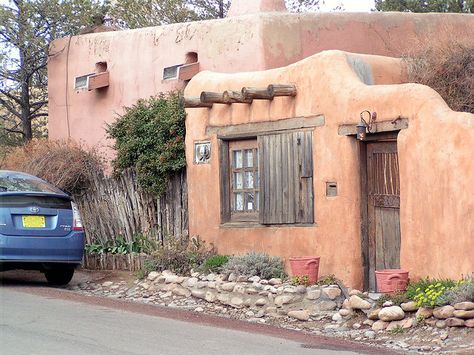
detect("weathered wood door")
[367,141,401,290]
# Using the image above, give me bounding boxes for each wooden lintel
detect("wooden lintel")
[267,84,297,97]
[183,97,213,108]
[222,90,252,104]
[242,87,274,100]
[207,115,325,139]
[200,91,227,104]
[338,117,409,136]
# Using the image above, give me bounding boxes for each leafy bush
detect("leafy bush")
[438,275,474,305]
[136,259,159,280]
[85,233,157,255]
[0,139,103,195]
[201,255,229,273]
[317,274,338,286]
[221,252,287,279]
[147,236,215,275]
[406,278,459,307]
[291,275,310,286]
[107,92,186,196]
[376,292,408,307]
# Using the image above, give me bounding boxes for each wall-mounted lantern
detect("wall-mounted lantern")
[356,110,377,140]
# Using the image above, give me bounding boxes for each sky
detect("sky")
[320,0,376,12]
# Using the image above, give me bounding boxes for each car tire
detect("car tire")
[44,266,75,286]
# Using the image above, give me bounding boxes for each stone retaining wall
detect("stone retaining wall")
[143,270,345,320]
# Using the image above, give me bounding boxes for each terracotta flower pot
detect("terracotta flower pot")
[289,256,320,284]
[375,269,409,293]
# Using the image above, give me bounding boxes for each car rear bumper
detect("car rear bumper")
[0,231,84,263]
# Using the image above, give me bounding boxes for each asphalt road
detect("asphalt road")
[0,287,363,355]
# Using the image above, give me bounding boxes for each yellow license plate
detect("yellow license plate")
[22,215,46,228]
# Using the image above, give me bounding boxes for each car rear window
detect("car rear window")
[0,195,72,209]
[0,172,63,194]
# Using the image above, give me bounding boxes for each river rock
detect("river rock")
[349,289,362,296]
[453,310,474,319]
[288,310,310,321]
[323,287,342,300]
[172,286,191,297]
[147,271,160,281]
[401,301,418,312]
[378,306,405,321]
[315,301,337,311]
[274,295,293,307]
[230,296,244,307]
[465,319,474,328]
[433,305,455,319]
[416,307,433,319]
[445,317,465,327]
[237,275,248,282]
[306,289,321,300]
[233,284,246,294]
[454,302,474,310]
[372,320,389,331]
[248,276,260,283]
[435,320,447,329]
[339,308,352,317]
[228,273,237,282]
[184,277,198,288]
[332,313,342,322]
[191,289,206,299]
[220,282,236,292]
[255,298,267,306]
[295,285,307,294]
[101,281,113,287]
[349,295,371,310]
[205,291,217,303]
[268,278,282,285]
[367,308,380,320]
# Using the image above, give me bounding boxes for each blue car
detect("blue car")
[0,170,84,285]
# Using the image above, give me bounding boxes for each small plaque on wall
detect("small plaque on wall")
[194,142,211,164]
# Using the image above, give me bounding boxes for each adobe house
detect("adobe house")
[184,50,473,290]
[47,1,474,289]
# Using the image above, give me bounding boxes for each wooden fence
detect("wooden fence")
[74,169,188,245]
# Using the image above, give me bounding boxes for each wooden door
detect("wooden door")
[367,141,401,291]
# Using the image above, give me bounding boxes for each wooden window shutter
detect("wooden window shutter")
[219,140,231,222]
[258,131,314,224]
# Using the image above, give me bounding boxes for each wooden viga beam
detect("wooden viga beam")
[200,91,228,104]
[241,84,297,100]
[222,90,253,104]
[183,97,213,108]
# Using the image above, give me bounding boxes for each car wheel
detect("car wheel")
[44,266,75,286]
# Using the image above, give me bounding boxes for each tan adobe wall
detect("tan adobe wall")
[183,50,474,289]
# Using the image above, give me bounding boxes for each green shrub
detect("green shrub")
[376,292,408,307]
[438,275,474,305]
[317,274,338,286]
[406,278,459,307]
[201,255,229,273]
[107,92,186,196]
[136,259,159,280]
[221,252,287,279]
[147,236,215,275]
[84,233,158,255]
[291,275,310,286]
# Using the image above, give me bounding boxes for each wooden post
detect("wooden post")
[183,97,213,108]
[241,87,274,100]
[200,91,228,104]
[267,84,297,97]
[223,90,253,104]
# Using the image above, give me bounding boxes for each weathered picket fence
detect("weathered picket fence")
[74,169,188,246]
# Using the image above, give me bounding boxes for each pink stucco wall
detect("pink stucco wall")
[183,50,473,289]
[48,11,474,161]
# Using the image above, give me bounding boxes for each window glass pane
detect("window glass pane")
[244,149,253,168]
[233,172,243,189]
[244,172,254,189]
[234,193,244,211]
[233,150,243,168]
[245,192,254,211]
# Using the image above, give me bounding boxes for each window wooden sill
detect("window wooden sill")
[220,222,316,229]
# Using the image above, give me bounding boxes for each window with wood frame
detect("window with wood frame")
[219,130,314,225]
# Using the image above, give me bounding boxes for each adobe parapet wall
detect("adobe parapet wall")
[184,50,473,289]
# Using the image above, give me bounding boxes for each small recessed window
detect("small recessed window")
[95,61,107,73]
[185,52,198,64]
[163,64,182,80]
